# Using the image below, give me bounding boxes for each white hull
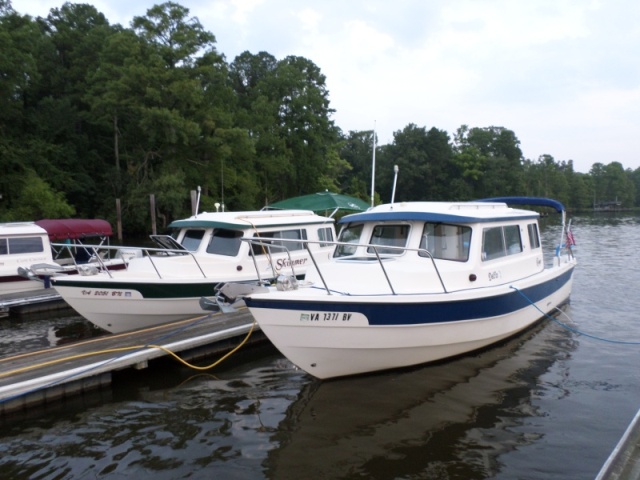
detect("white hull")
[248,263,574,379]
[0,279,45,296]
[54,285,210,333]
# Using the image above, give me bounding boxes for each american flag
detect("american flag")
[566,228,576,247]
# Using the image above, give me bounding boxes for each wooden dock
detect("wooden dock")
[0,308,264,414]
[0,288,66,317]
[596,407,640,479]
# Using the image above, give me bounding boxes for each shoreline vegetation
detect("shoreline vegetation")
[1,1,638,235]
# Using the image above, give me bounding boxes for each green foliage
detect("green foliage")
[453,125,525,198]
[0,0,637,232]
[317,146,352,193]
[1,170,75,221]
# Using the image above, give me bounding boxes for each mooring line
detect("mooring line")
[511,286,640,345]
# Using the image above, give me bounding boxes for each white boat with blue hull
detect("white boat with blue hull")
[221,197,576,379]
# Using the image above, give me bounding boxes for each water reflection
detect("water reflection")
[0,308,104,358]
[1,323,576,480]
[1,214,639,479]
[266,319,577,479]
[0,345,303,479]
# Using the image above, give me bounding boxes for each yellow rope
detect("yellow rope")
[0,319,257,379]
[0,313,216,365]
[148,319,257,371]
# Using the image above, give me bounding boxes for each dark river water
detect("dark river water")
[1,214,639,479]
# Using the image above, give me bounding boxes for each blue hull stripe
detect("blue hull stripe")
[246,267,574,326]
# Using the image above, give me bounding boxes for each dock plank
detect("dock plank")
[0,288,65,316]
[0,308,261,414]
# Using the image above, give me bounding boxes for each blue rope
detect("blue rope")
[511,286,640,345]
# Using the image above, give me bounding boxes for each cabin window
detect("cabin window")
[251,229,306,255]
[419,223,471,262]
[367,224,409,255]
[527,223,541,249]
[3,236,44,254]
[504,225,523,254]
[482,225,522,261]
[483,227,505,260]
[180,229,205,251]
[335,223,363,257]
[318,226,334,247]
[206,229,243,256]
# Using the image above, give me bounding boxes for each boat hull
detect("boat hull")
[49,208,337,333]
[245,265,574,379]
[53,279,220,333]
[0,276,46,296]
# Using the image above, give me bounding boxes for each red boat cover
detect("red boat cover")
[35,219,113,240]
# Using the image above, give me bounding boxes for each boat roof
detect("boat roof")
[339,199,548,224]
[476,196,565,213]
[0,222,47,237]
[0,219,113,240]
[169,210,334,230]
[35,219,113,240]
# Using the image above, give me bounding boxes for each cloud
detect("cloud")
[14,0,640,172]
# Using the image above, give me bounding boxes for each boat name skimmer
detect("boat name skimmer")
[275,257,308,270]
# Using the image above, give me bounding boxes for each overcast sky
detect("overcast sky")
[17,0,640,173]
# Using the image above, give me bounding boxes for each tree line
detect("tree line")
[1,1,638,234]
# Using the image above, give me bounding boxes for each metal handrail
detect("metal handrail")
[240,237,449,295]
[245,240,299,284]
[50,243,208,280]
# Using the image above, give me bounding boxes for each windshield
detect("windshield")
[367,224,410,255]
[334,223,363,257]
[206,229,243,256]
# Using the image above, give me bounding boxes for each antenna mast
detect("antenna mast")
[370,122,376,207]
[390,165,399,206]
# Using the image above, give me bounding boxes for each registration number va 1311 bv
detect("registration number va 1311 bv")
[300,312,353,322]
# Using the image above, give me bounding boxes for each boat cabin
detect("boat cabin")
[139,210,337,281]
[330,201,551,294]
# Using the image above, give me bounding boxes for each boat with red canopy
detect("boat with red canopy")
[0,219,123,296]
[35,219,113,240]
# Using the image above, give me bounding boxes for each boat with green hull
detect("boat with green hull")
[52,210,335,333]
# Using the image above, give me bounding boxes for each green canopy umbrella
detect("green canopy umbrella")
[266,191,370,217]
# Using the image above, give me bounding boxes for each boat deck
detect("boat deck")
[0,308,262,415]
